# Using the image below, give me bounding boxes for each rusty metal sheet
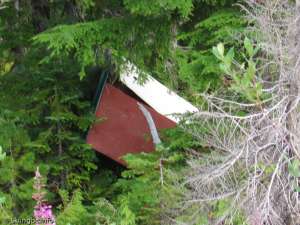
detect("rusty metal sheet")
[86,84,176,165]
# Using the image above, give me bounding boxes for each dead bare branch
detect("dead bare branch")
[179,1,300,224]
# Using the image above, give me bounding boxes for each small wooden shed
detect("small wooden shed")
[86,63,198,164]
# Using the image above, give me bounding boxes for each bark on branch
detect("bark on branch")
[137,102,161,145]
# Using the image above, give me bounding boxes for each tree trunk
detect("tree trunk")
[31,0,50,33]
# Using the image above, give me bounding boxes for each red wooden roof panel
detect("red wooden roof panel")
[86,84,176,164]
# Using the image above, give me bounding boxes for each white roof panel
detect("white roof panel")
[120,63,198,123]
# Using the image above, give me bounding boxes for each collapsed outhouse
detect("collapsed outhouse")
[86,63,198,164]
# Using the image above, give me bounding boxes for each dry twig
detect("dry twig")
[180,1,300,224]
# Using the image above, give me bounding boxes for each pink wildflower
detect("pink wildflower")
[32,167,56,225]
[34,204,56,225]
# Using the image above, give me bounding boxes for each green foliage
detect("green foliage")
[212,40,262,103]
[176,198,247,225]
[32,0,195,79]
[0,146,6,161]
[183,9,245,47]
[211,200,247,225]
[0,0,248,224]
[123,0,193,18]
[118,197,136,225]
[0,49,98,216]
[196,0,236,6]
[0,145,11,223]
[90,198,118,225]
[56,190,88,225]
[33,17,172,79]
[288,159,300,192]
[106,128,198,225]
[0,195,12,225]
[56,190,136,225]
[288,159,300,178]
[174,8,246,99]
[0,109,37,216]
[113,151,170,224]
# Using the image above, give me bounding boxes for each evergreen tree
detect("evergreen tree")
[0,0,248,224]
